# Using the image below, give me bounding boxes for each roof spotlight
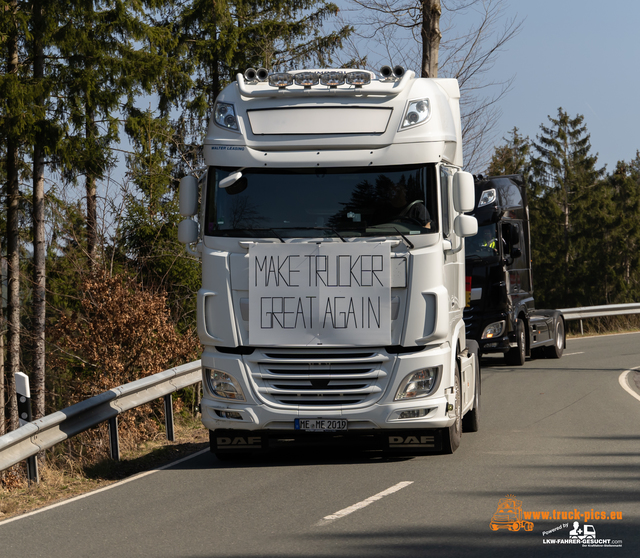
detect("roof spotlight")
[294,71,319,88]
[346,71,371,87]
[268,72,294,88]
[320,71,346,87]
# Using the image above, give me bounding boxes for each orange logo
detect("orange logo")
[490,495,534,532]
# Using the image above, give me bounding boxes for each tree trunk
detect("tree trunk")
[421,0,442,78]
[0,256,4,436]
[32,0,47,419]
[86,107,98,270]
[5,0,21,432]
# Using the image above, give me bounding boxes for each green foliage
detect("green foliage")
[172,0,353,123]
[117,108,201,329]
[485,127,531,185]
[487,109,640,310]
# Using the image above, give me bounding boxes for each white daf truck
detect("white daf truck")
[179,66,480,458]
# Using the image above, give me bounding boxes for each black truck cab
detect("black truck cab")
[464,175,565,365]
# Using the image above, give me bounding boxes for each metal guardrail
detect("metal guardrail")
[0,360,202,474]
[560,303,640,321]
[2,302,640,475]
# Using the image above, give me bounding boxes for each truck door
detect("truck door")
[502,221,531,307]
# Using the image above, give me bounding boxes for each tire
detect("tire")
[462,352,480,433]
[545,317,565,359]
[442,367,462,454]
[506,319,526,366]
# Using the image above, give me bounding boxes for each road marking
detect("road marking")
[315,481,413,526]
[563,352,584,356]
[0,448,210,527]
[619,368,640,403]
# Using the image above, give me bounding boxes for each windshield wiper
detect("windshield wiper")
[325,227,346,242]
[392,227,414,250]
[270,227,350,241]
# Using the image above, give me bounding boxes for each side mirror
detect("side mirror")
[452,171,475,213]
[179,176,199,217]
[178,219,199,245]
[454,214,478,238]
[219,171,243,189]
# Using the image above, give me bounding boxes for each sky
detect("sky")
[482,0,640,173]
[340,0,640,173]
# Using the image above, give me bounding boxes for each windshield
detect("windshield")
[465,223,500,259]
[204,164,438,238]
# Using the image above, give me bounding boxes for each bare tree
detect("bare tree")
[341,0,522,170]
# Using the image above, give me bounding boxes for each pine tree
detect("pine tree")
[530,108,604,308]
[52,0,171,269]
[118,109,200,329]
[486,127,531,182]
[601,157,640,302]
[172,0,353,139]
[1,0,31,432]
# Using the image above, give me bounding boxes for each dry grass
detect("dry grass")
[0,415,208,523]
[566,315,640,338]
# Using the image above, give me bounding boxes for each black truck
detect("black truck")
[464,174,565,365]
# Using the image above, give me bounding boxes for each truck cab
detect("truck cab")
[464,175,565,364]
[179,67,481,457]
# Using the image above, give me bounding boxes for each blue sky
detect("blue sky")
[341,0,640,173]
[484,0,640,172]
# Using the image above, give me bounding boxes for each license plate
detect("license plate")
[294,418,348,432]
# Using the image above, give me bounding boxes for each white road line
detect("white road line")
[563,352,585,356]
[316,481,414,526]
[0,448,210,527]
[619,368,640,403]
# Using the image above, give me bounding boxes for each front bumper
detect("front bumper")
[200,343,457,436]
[210,428,447,454]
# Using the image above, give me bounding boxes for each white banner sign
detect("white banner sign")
[249,243,391,346]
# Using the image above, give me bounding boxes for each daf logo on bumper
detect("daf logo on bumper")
[217,436,262,448]
[388,435,435,448]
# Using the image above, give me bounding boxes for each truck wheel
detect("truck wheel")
[442,368,462,454]
[506,320,526,366]
[462,352,480,433]
[546,318,565,359]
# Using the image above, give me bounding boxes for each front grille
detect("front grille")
[245,349,391,408]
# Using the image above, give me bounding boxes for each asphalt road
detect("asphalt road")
[1,333,639,557]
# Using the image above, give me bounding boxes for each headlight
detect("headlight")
[206,369,245,401]
[214,102,239,131]
[400,98,430,129]
[482,320,505,339]
[395,366,440,400]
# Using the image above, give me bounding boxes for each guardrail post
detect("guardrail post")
[164,394,175,442]
[108,416,120,461]
[580,319,584,335]
[15,372,39,484]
